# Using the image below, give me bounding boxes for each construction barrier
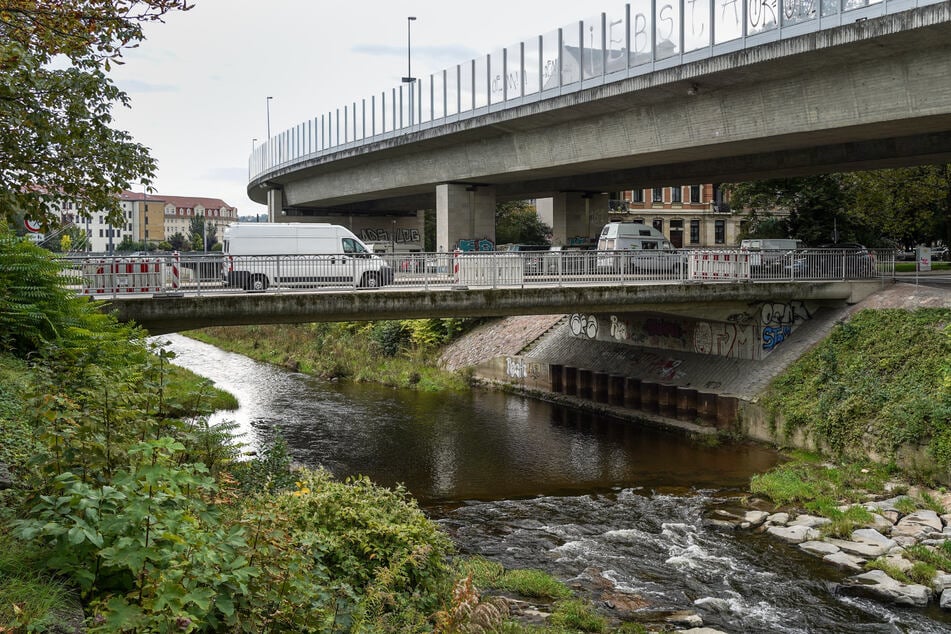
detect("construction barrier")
[688,251,751,281]
[170,251,180,290]
[455,253,525,286]
[82,258,164,294]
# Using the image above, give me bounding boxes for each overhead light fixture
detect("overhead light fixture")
[687,83,699,96]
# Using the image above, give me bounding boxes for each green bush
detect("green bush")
[550,599,606,632]
[762,309,951,470]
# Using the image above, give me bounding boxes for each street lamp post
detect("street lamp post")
[266,96,273,139]
[401,17,417,127]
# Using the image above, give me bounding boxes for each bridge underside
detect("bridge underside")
[250,5,951,218]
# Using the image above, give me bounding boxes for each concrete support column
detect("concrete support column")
[536,192,609,246]
[266,188,283,222]
[436,184,496,251]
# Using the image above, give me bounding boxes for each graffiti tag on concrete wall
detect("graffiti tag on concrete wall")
[694,322,753,358]
[505,357,540,381]
[360,228,421,244]
[506,357,527,379]
[457,238,496,252]
[569,314,599,339]
[761,301,812,351]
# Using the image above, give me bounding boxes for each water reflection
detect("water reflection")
[160,333,778,504]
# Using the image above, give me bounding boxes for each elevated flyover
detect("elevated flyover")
[248,1,951,249]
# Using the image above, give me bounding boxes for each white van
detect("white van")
[222,223,394,291]
[596,222,683,273]
[739,238,804,269]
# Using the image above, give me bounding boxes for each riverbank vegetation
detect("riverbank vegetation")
[1,234,460,631]
[2,231,630,632]
[760,308,951,481]
[189,319,474,391]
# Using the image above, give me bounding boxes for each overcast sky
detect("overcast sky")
[109,0,627,215]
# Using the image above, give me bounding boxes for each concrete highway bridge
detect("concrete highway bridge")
[247,1,951,250]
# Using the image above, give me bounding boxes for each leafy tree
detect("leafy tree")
[844,164,951,248]
[188,216,218,251]
[726,175,854,245]
[496,200,551,245]
[167,232,187,251]
[0,0,192,231]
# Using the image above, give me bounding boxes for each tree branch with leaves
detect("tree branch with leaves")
[0,0,192,230]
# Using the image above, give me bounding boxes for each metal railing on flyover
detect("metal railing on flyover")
[59,249,895,299]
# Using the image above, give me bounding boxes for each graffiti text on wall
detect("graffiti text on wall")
[457,238,496,252]
[761,301,812,351]
[506,357,527,379]
[694,322,752,358]
[569,314,599,339]
[360,228,420,244]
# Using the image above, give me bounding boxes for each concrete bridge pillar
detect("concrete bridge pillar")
[266,188,284,222]
[436,184,496,251]
[537,193,609,246]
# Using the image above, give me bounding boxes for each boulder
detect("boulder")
[665,610,704,628]
[766,512,789,525]
[680,629,729,634]
[789,514,831,528]
[893,510,944,540]
[933,573,951,593]
[799,541,840,557]
[767,525,819,544]
[862,512,896,532]
[851,529,898,551]
[743,510,770,528]
[827,538,893,559]
[823,551,866,572]
[840,570,931,607]
[942,589,951,610]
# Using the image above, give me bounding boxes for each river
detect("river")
[160,333,951,633]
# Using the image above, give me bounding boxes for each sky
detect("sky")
[109,0,628,216]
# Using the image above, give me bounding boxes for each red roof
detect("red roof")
[119,190,235,210]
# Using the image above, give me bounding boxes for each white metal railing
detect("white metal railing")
[249,0,944,182]
[59,249,895,298]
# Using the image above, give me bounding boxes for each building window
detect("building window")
[671,187,682,204]
[631,189,644,203]
[632,218,644,224]
[652,218,664,233]
[652,187,663,203]
[715,220,725,244]
[690,185,701,203]
[99,229,103,237]
[690,220,700,244]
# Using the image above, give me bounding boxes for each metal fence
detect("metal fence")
[249,0,943,182]
[59,248,896,298]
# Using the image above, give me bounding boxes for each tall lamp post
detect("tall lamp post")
[266,96,273,139]
[401,16,416,126]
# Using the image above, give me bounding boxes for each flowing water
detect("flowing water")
[160,334,951,633]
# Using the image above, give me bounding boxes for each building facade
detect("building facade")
[611,184,741,248]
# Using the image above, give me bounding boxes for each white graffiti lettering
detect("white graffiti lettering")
[506,357,527,379]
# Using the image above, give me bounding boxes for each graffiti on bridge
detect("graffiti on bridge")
[761,301,812,351]
[360,228,421,244]
[569,314,598,339]
[457,238,496,252]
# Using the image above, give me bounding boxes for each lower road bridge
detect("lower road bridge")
[104,279,884,335]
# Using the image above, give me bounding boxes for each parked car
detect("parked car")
[790,243,876,278]
[503,244,550,275]
[542,245,596,275]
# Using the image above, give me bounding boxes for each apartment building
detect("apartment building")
[118,191,238,248]
[612,184,742,248]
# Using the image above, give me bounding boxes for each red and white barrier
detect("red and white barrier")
[170,251,180,290]
[82,257,163,294]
